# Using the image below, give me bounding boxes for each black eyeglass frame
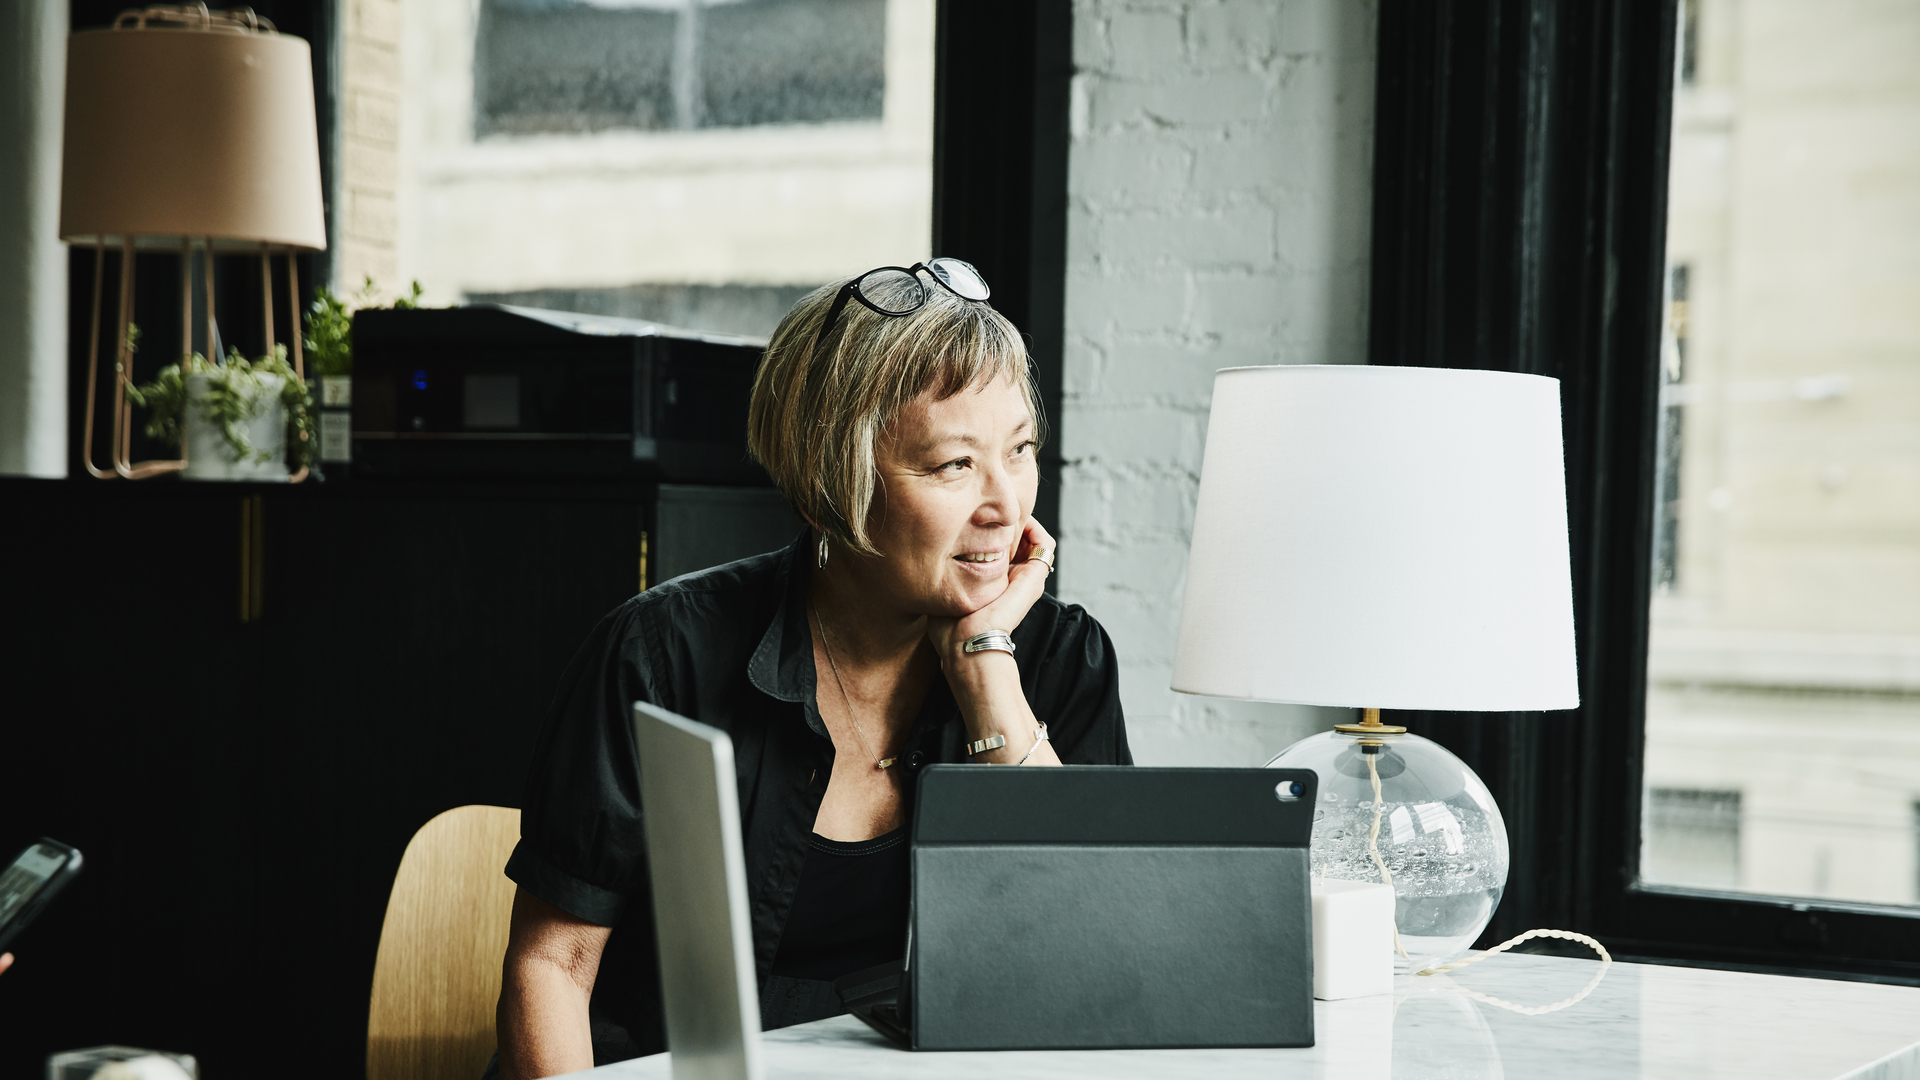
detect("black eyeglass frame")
[812,258,991,356]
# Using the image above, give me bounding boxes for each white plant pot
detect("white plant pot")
[181,372,290,482]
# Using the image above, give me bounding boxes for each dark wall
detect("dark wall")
[0,480,643,1078]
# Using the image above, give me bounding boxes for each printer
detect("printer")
[350,304,799,584]
[351,304,770,485]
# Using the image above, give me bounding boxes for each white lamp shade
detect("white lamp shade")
[1172,365,1580,712]
[60,24,326,249]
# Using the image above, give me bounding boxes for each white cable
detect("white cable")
[1357,751,1610,1012]
[1365,751,1413,961]
[1415,928,1614,1015]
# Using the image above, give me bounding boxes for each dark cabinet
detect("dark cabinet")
[0,477,792,1078]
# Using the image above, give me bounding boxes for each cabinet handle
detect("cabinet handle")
[239,495,265,622]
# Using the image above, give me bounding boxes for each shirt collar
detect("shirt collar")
[748,531,821,728]
[747,529,963,749]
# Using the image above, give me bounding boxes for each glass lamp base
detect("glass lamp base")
[1267,729,1510,974]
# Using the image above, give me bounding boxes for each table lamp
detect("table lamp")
[60,4,327,481]
[1171,364,1580,972]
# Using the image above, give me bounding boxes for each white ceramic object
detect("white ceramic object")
[91,1057,194,1080]
[1311,878,1396,999]
[181,371,289,482]
[46,1047,197,1080]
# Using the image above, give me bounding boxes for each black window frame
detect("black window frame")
[1368,0,1920,983]
[931,0,1070,587]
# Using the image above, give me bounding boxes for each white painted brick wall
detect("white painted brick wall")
[1059,0,1378,765]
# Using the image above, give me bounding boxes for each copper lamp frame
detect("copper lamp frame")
[63,3,326,482]
[80,239,309,482]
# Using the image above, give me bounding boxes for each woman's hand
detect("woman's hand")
[926,518,1061,766]
[926,517,1056,664]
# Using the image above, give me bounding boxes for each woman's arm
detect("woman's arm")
[943,648,1062,765]
[497,887,612,1080]
[927,518,1062,766]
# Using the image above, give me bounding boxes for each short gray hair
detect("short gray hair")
[747,272,1046,557]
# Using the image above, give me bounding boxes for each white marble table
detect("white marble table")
[580,954,1920,1079]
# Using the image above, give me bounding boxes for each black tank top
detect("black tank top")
[768,826,910,983]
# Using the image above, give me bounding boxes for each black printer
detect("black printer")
[351,304,770,485]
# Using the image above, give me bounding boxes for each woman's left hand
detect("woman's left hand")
[926,517,1056,665]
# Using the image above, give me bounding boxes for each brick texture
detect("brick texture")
[337,0,404,288]
[1059,0,1377,764]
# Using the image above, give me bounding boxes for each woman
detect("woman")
[493,259,1130,1078]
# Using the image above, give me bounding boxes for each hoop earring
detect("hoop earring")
[816,533,830,569]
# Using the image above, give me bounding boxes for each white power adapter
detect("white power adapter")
[1311,879,1397,1000]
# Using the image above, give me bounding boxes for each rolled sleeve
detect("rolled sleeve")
[508,599,661,927]
[504,840,632,926]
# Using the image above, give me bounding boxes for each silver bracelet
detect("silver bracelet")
[965,734,1007,757]
[961,629,1016,656]
[1015,722,1050,766]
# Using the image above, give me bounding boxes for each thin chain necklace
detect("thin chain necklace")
[810,600,897,770]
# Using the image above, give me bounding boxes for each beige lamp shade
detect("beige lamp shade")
[1171,365,1580,712]
[60,19,326,249]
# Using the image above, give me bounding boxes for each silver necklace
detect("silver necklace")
[811,601,897,770]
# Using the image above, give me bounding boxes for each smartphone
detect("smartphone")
[0,838,84,954]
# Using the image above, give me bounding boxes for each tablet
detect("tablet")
[902,765,1318,1051]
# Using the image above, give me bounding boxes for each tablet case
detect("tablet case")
[873,766,1316,1051]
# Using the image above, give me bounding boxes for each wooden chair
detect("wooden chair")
[368,804,522,1080]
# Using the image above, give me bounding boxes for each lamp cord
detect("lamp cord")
[1416,928,1613,1015]
[1365,752,1413,961]
[1361,753,1612,1012]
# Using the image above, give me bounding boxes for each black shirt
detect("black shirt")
[505,532,1131,1061]
[768,828,909,982]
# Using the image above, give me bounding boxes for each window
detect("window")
[477,2,677,135]
[1644,788,1740,890]
[333,0,933,339]
[476,0,887,137]
[1677,0,1698,88]
[1368,0,1920,977]
[1653,262,1689,594]
[1642,0,1920,910]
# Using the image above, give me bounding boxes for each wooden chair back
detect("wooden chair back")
[367,804,521,1080]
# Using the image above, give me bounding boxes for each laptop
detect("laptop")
[633,702,1318,1070]
[633,702,765,1080]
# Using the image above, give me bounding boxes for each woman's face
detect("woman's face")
[860,373,1040,617]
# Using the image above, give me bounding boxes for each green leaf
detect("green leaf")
[127,346,314,468]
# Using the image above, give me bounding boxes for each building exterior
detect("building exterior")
[1645,0,1920,905]
[338,0,934,337]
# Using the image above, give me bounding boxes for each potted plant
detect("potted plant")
[127,330,314,482]
[305,278,422,475]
